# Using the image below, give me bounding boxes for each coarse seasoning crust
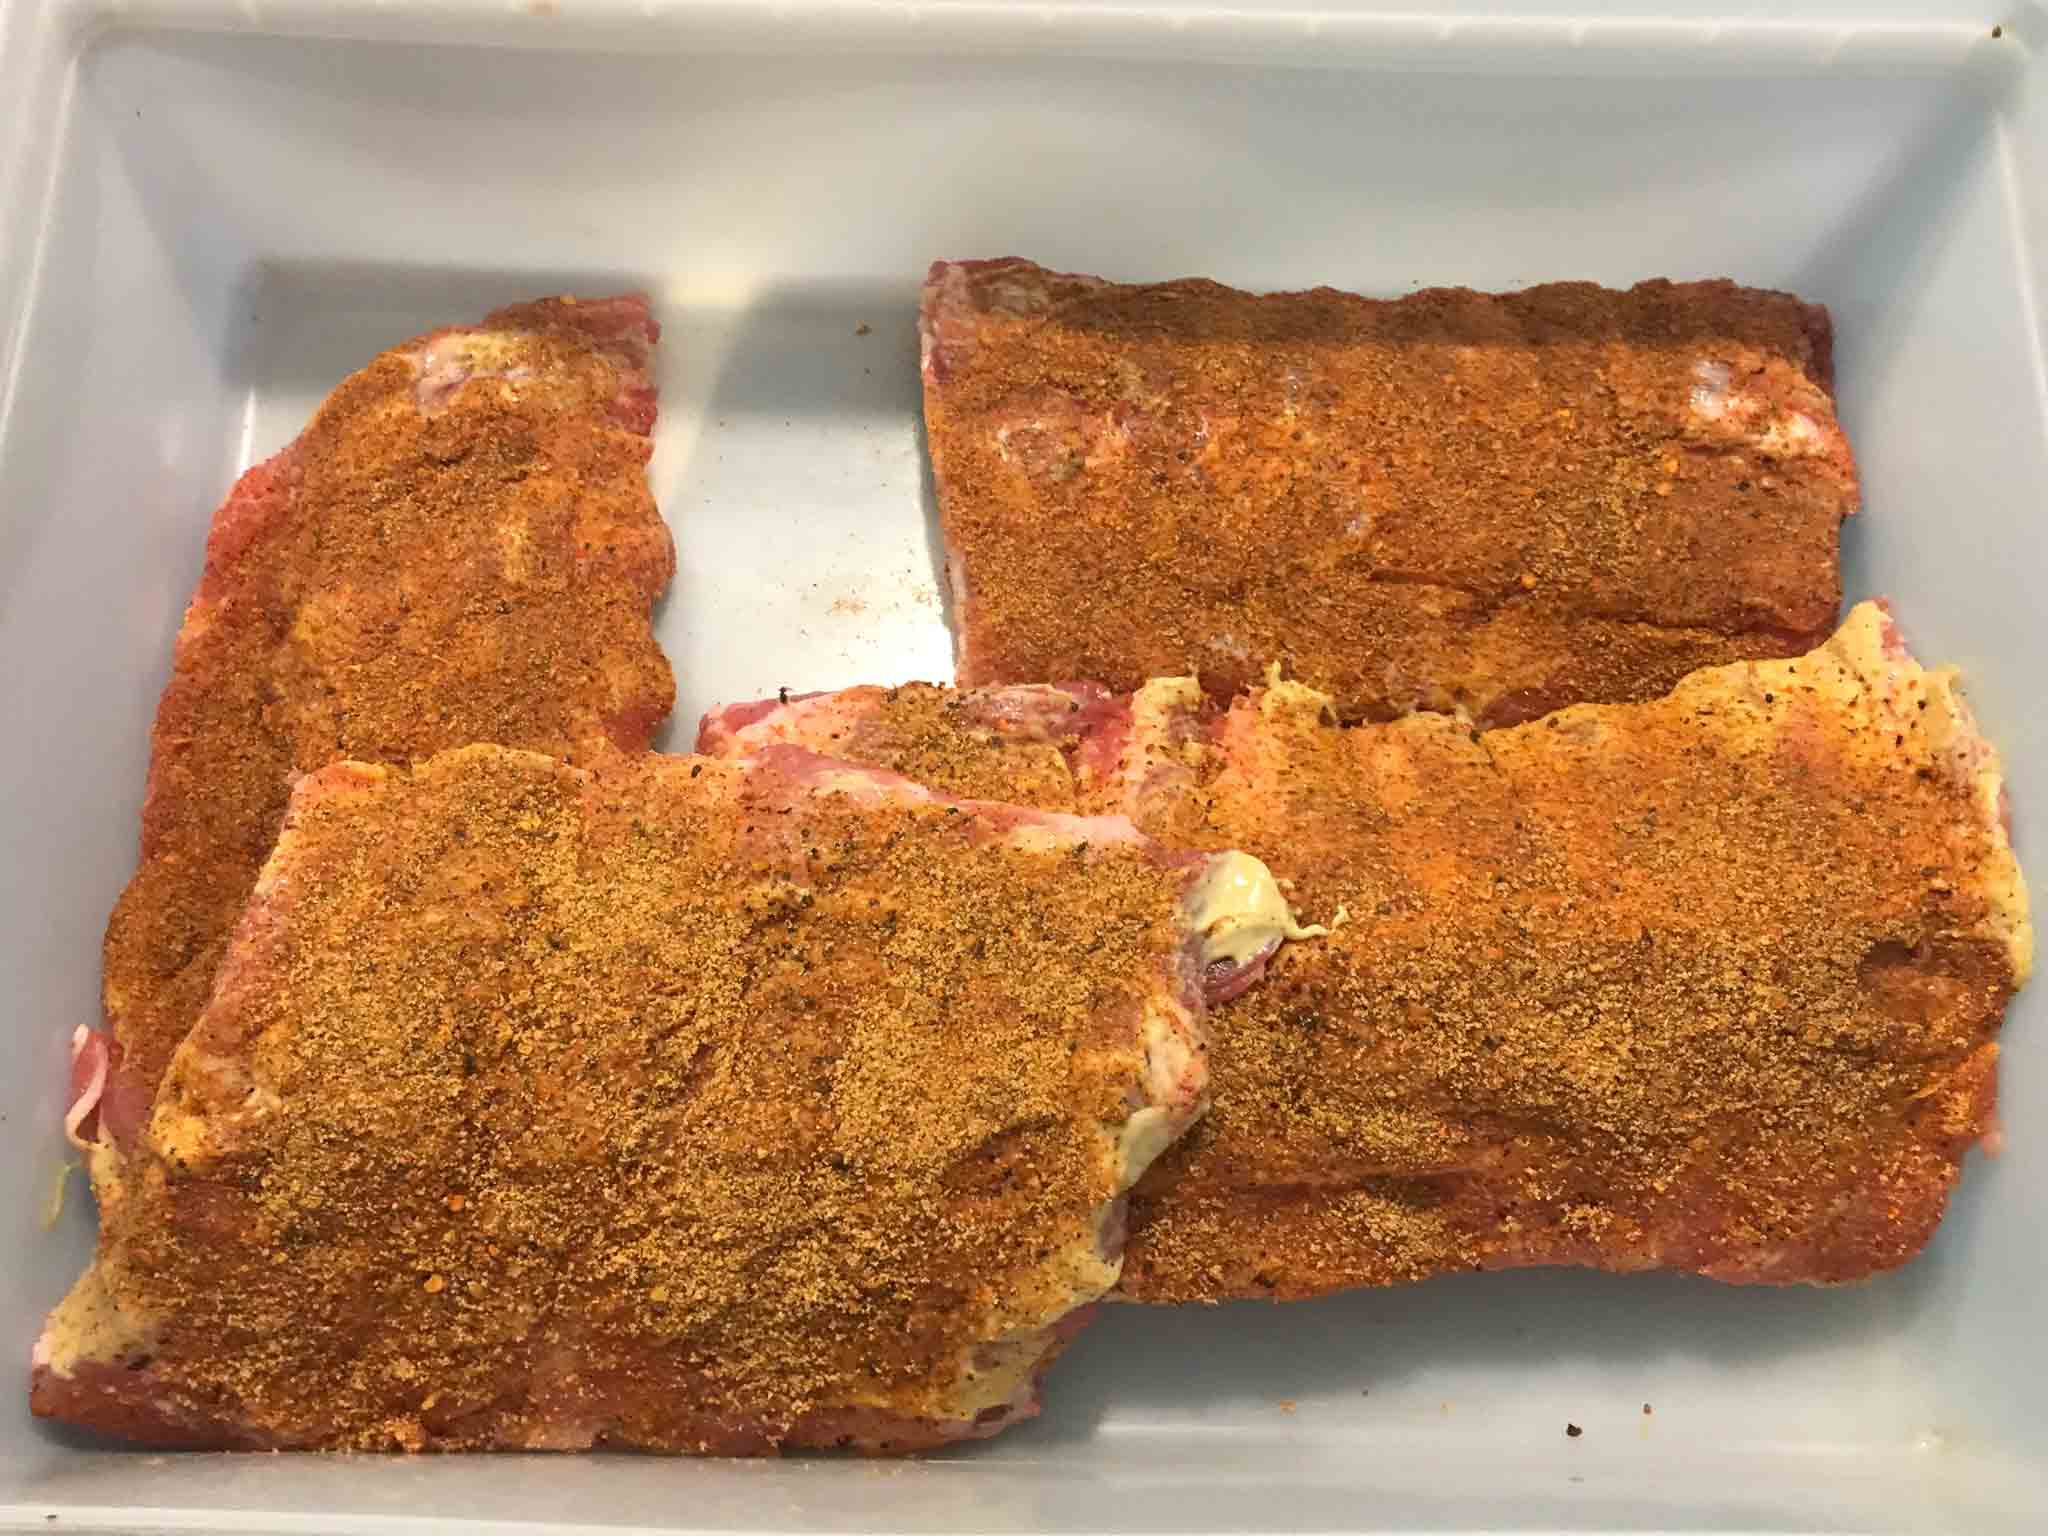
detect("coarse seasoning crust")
[921,258,1856,725]
[698,681,1122,815]
[697,604,2029,1299]
[94,297,674,1152]
[35,747,1210,1452]
[1115,606,2028,1298]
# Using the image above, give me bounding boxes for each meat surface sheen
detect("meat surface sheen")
[91,297,676,1158]
[921,258,1856,725]
[34,747,1218,1452]
[700,603,2029,1299]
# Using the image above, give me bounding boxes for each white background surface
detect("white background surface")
[0,2,2043,1531]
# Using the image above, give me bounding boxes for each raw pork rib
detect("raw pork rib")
[700,603,2030,1299]
[87,297,675,1159]
[699,681,1129,815]
[921,258,1857,725]
[33,746,1229,1451]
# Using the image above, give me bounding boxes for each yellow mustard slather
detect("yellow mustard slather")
[1187,851,1329,968]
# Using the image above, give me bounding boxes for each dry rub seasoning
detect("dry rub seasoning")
[36,747,1214,1452]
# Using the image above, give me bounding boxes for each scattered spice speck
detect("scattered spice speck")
[1566,1422,1584,1438]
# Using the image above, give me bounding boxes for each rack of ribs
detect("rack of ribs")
[921,258,1857,727]
[699,602,2029,1300]
[32,745,1257,1451]
[81,297,676,1173]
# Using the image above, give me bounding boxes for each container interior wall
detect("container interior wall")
[0,23,2042,1534]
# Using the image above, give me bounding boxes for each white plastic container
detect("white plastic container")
[2,1,2044,1530]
